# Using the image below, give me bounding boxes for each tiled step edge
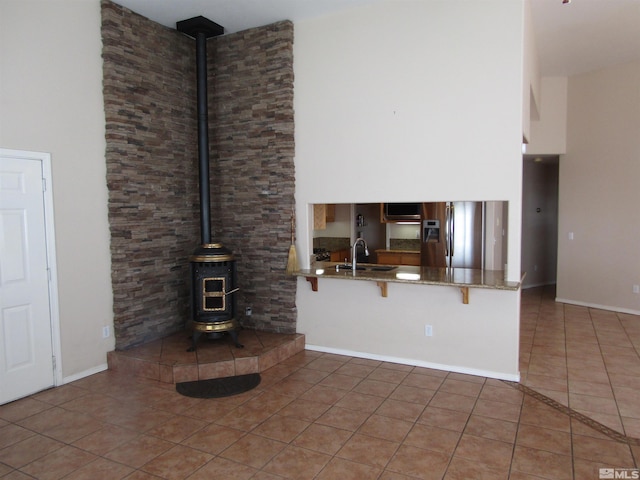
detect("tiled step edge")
[107,334,305,384]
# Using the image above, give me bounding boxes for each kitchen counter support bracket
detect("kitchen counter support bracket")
[305,276,318,292]
[460,287,469,304]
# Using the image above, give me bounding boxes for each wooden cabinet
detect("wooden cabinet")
[330,249,350,263]
[402,253,421,266]
[376,250,420,266]
[313,204,326,230]
[325,204,335,222]
[313,204,336,229]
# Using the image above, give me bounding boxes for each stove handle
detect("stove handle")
[223,287,240,296]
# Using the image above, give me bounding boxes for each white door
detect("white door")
[0,153,55,404]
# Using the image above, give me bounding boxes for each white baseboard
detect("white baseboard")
[305,344,520,382]
[555,297,640,316]
[62,363,109,385]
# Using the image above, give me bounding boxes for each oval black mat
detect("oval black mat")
[176,373,261,398]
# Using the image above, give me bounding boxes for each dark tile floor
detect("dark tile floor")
[0,285,638,479]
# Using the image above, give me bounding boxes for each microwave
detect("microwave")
[382,203,421,221]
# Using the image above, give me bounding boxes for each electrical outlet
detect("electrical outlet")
[102,326,110,338]
[633,285,639,294]
[245,307,252,316]
[424,325,433,337]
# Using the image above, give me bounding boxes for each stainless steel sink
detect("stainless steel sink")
[335,264,365,270]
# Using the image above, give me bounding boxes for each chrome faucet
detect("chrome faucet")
[352,237,369,274]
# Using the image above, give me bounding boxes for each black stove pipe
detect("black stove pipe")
[176,16,224,245]
[195,30,211,245]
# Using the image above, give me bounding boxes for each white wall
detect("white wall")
[527,77,568,155]
[294,0,525,379]
[295,0,524,281]
[557,61,640,314]
[0,0,113,379]
[522,0,540,143]
[300,279,521,379]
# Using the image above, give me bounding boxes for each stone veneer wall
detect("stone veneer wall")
[208,21,296,333]
[102,0,296,349]
[102,0,199,349]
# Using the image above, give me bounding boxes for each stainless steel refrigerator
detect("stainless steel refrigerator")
[420,202,484,269]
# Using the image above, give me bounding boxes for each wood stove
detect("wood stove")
[177,16,243,351]
[189,243,241,350]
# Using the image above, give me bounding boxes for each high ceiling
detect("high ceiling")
[115,0,640,77]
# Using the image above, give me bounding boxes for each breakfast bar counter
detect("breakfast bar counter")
[293,262,521,303]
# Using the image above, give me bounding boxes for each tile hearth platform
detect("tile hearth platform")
[107,329,305,384]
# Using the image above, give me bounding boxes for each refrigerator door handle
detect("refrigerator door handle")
[444,205,450,257]
[450,204,455,258]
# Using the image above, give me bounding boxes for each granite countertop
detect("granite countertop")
[294,262,521,291]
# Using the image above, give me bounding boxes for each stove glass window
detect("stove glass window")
[202,277,226,311]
